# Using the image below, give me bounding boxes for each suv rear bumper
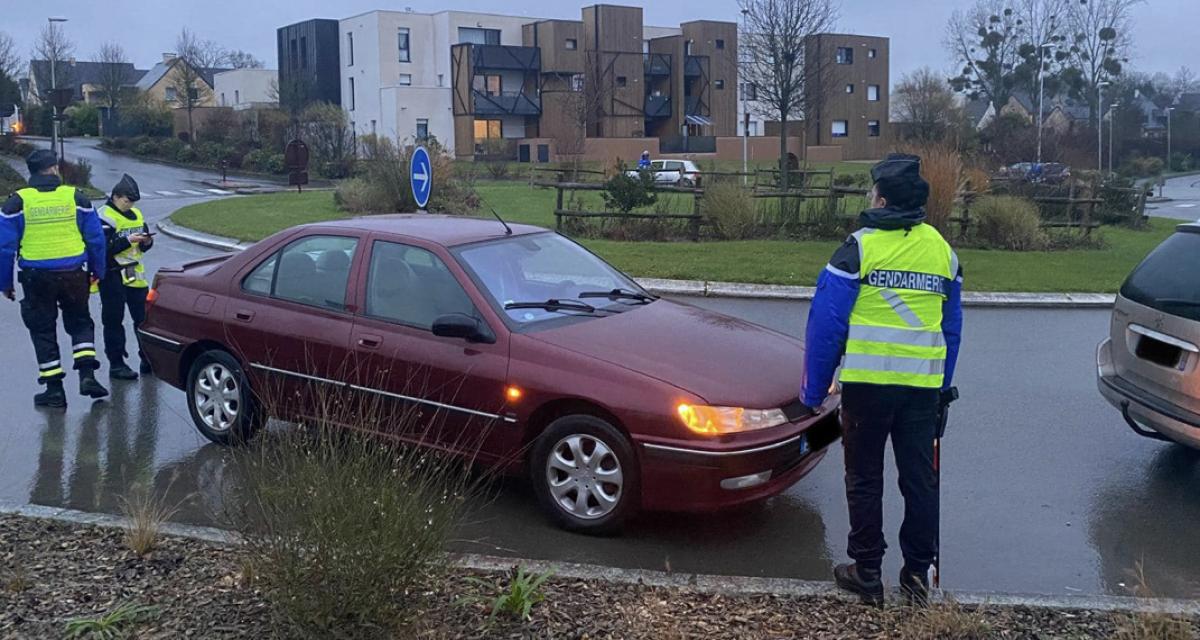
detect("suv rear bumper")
[1098,338,1200,448]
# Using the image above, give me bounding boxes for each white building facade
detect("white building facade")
[340,10,534,151]
[214,69,278,110]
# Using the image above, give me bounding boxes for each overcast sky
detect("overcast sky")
[5,0,1197,85]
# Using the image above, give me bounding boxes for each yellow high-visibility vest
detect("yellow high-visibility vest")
[99,204,148,288]
[17,186,85,262]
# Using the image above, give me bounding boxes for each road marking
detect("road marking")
[206,188,233,195]
[181,190,206,196]
[1176,203,1197,208]
[155,190,178,197]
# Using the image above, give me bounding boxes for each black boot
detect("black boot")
[139,359,153,376]
[79,369,110,399]
[834,563,885,606]
[34,379,67,408]
[899,566,930,607]
[110,360,139,381]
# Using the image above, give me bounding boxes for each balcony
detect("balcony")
[471,44,541,72]
[644,94,671,118]
[472,90,541,116]
[684,95,707,116]
[643,53,671,76]
[684,55,707,77]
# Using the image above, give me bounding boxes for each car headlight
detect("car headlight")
[676,404,789,435]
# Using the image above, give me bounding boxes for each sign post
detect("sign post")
[410,145,432,211]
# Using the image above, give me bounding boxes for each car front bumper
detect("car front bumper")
[1097,338,1200,449]
[636,409,842,512]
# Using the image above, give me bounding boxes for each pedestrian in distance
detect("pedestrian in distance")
[800,153,963,606]
[637,150,652,170]
[0,149,110,407]
[97,174,154,380]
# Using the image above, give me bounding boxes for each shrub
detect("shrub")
[59,159,93,189]
[897,142,962,232]
[299,103,355,177]
[245,149,285,174]
[175,146,199,164]
[158,137,185,160]
[333,177,384,213]
[972,195,1045,251]
[703,182,758,239]
[1118,155,1165,179]
[229,378,481,635]
[64,103,100,137]
[1169,152,1194,173]
[119,91,173,137]
[119,484,179,556]
[0,162,24,194]
[350,135,475,214]
[485,161,510,180]
[196,141,231,166]
[132,139,157,157]
[0,134,35,158]
[602,164,657,213]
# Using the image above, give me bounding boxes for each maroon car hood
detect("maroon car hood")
[529,300,806,408]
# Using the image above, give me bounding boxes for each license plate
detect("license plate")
[798,435,810,457]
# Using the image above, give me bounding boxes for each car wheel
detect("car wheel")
[186,350,262,446]
[531,415,638,535]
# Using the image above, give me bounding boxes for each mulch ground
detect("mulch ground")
[2,514,1196,639]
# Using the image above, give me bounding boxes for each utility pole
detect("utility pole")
[740,8,749,185]
[1109,101,1119,176]
[1166,106,1175,171]
[47,17,69,163]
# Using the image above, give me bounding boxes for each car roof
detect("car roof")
[301,214,548,247]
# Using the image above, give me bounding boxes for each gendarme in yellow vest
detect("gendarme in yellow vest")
[99,204,148,288]
[17,186,85,262]
[840,223,957,389]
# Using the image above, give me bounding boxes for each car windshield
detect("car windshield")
[455,233,649,325]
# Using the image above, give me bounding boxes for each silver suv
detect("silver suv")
[1098,222,1200,448]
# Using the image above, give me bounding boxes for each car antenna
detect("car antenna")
[489,206,513,235]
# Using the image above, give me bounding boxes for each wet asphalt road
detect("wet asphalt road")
[2,145,1199,599]
[1148,173,1200,221]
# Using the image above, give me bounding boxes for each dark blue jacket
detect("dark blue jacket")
[0,173,106,291]
[802,207,963,408]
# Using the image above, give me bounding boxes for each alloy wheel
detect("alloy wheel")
[193,363,240,432]
[545,434,624,520]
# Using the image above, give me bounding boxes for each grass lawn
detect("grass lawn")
[171,185,1177,293]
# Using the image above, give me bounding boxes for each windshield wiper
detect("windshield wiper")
[577,288,657,304]
[504,299,604,315]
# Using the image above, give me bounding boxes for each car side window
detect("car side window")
[651,161,665,170]
[365,241,477,330]
[245,235,358,311]
[666,161,683,171]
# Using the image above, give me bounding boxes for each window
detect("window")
[715,39,725,49]
[1121,231,1200,322]
[300,37,308,69]
[570,74,584,92]
[715,79,725,90]
[473,74,502,96]
[473,119,502,141]
[748,121,758,136]
[458,27,500,45]
[740,82,757,101]
[398,27,411,63]
[399,73,412,86]
[246,235,359,311]
[616,76,627,88]
[868,120,880,137]
[220,92,226,106]
[289,39,299,70]
[836,47,853,64]
[234,90,240,104]
[347,32,354,66]
[565,38,577,50]
[867,85,880,101]
[685,40,693,55]
[868,48,877,59]
[437,73,444,87]
[831,120,848,137]
[165,87,177,102]
[845,84,854,94]
[366,242,477,330]
[348,77,355,110]
[416,118,429,139]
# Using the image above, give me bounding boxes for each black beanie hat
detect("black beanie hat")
[870,153,930,210]
[26,149,58,175]
[112,174,141,202]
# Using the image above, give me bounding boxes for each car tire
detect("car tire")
[531,415,639,535]
[185,350,262,446]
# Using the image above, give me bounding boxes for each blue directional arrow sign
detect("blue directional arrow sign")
[410,145,432,210]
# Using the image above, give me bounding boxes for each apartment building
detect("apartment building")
[804,33,890,160]
[277,19,343,108]
[295,5,736,158]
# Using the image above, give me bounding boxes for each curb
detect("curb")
[157,221,1118,309]
[2,500,1197,616]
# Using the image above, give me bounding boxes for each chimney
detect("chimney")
[162,52,178,63]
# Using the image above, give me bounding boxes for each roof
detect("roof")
[963,99,991,124]
[309,215,548,246]
[135,60,230,92]
[29,60,146,98]
[1177,93,1200,111]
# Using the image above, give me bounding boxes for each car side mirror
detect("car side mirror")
[432,313,494,344]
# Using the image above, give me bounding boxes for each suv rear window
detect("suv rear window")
[1120,229,1200,322]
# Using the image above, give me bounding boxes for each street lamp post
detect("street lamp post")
[740,8,749,185]
[1166,106,1176,172]
[1108,101,1119,175]
[47,17,68,163]
[1097,81,1110,174]
[1036,42,1057,164]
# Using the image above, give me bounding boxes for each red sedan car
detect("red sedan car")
[139,215,841,533]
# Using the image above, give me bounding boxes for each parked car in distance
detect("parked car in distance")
[627,159,702,187]
[1098,221,1200,449]
[140,216,841,533]
[997,162,1071,184]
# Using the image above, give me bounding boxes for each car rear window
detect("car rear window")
[1120,229,1200,322]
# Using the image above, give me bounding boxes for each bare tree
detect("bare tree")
[945,0,1025,111]
[223,50,264,69]
[739,0,838,190]
[92,43,130,110]
[177,28,228,71]
[173,29,216,142]
[0,31,20,80]
[1064,0,1140,123]
[1015,0,1069,99]
[894,68,965,144]
[32,21,75,102]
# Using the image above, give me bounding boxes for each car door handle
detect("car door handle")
[234,310,255,322]
[358,335,382,349]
